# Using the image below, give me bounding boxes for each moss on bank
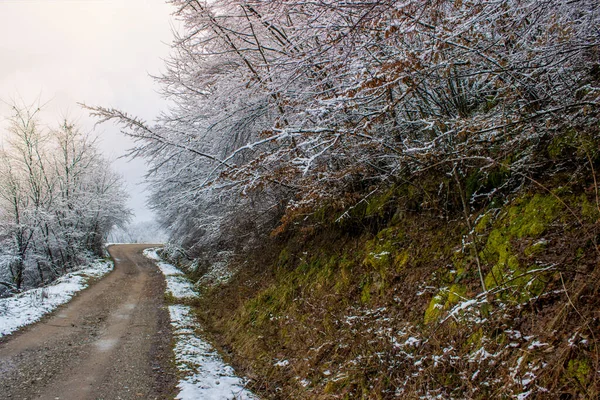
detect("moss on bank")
[188,178,600,399]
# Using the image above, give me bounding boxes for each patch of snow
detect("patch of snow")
[416,286,437,296]
[143,249,198,299]
[169,305,257,400]
[157,261,185,277]
[142,248,161,261]
[521,371,536,386]
[0,259,113,337]
[517,390,532,400]
[274,359,289,367]
[370,251,390,259]
[469,347,493,362]
[165,275,198,299]
[527,340,548,350]
[404,337,421,347]
[510,355,527,383]
[446,298,478,318]
[148,249,256,399]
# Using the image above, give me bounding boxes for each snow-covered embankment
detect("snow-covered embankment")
[143,248,257,400]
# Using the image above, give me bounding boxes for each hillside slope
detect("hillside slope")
[169,162,600,399]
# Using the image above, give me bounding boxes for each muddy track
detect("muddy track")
[0,244,177,400]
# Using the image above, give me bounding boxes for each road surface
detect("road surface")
[0,244,176,400]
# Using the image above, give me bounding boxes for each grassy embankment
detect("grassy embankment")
[168,131,600,399]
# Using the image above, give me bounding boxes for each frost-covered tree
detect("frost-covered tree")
[88,0,600,255]
[0,104,131,295]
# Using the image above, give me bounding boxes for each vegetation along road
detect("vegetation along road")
[0,244,176,400]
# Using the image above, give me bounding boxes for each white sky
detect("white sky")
[0,0,177,222]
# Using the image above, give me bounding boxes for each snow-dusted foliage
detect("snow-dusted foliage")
[0,105,130,295]
[88,0,599,251]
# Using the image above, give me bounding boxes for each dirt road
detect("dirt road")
[0,244,176,400]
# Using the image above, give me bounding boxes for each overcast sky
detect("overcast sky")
[0,0,177,222]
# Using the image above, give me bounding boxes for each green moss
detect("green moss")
[364,248,392,271]
[424,284,467,324]
[580,194,600,223]
[483,260,547,302]
[450,251,474,284]
[394,250,410,272]
[475,212,492,233]
[465,170,483,200]
[361,227,412,300]
[548,129,598,162]
[507,194,561,238]
[566,358,592,387]
[424,289,448,324]
[447,284,467,304]
[465,166,510,200]
[524,239,548,257]
[360,278,372,303]
[479,194,561,301]
[480,229,511,267]
[365,187,396,217]
[548,129,578,159]
[363,227,404,271]
[484,263,503,290]
[522,266,548,298]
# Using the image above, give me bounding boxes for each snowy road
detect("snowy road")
[0,244,177,400]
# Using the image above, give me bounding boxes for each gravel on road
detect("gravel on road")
[0,244,177,400]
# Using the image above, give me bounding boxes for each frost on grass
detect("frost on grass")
[169,305,257,400]
[143,248,197,299]
[336,299,553,399]
[0,259,113,337]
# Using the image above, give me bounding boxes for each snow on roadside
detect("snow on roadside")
[144,248,257,400]
[143,248,198,299]
[0,259,113,337]
[170,305,257,400]
[143,248,162,261]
